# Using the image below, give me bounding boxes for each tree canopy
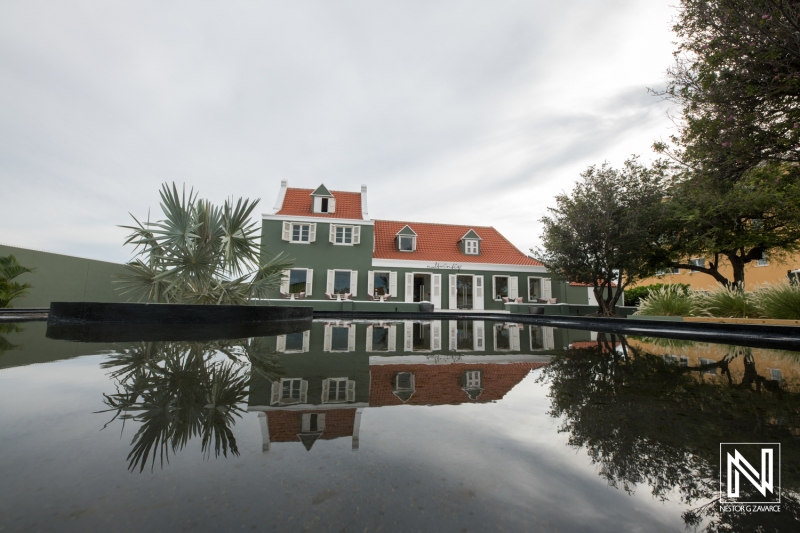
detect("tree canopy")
[536,158,670,316]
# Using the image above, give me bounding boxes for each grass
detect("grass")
[692,284,756,318]
[752,282,800,320]
[634,285,694,317]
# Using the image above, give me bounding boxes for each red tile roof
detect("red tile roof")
[373,220,543,266]
[368,362,546,407]
[276,188,364,219]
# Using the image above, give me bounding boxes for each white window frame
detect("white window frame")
[366,324,397,352]
[284,222,316,244]
[301,413,326,432]
[464,239,479,255]
[464,370,481,389]
[327,269,358,297]
[767,368,782,382]
[322,377,356,404]
[329,224,361,246]
[492,275,510,301]
[398,235,416,252]
[369,270,396,298]
[757,252,768,267]
[270,378,308,405]
[527,276,543,302]
[394,372,415,392]
[280,268,314,296]
[323,322,357,352]
[688,258,704,274]
[275,331,310,353]
[312,196,336,214]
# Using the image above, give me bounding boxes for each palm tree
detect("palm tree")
[117,183,293,304]
[0,255,34,308]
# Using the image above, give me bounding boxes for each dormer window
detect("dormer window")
[311,184,336,214]
[395,225,417,252]
[398,235,415,251]
[460,229,482,255]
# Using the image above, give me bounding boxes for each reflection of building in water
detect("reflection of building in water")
[628,339,800,392]
[248,320,583,451]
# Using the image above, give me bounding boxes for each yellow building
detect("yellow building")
[636,252,800,291]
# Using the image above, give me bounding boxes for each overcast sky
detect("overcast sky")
[1,0,677,264]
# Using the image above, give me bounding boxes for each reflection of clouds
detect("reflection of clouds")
[351,374,682,532]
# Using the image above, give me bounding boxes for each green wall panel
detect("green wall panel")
[0,245,129,308]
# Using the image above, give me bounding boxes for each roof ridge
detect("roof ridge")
[286,187,361,195]
[375,219,495,229]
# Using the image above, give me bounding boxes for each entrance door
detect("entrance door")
[456,275,473,309]
[413,274,431,302]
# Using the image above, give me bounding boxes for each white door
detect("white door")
[388,325,397,352]
[509,276,519,300]
[542,278,552,301]
[473,275,484,310]
[326,270,335,295]
[473,321,485,351]
[431,274,442,309]
[544,327,555,350]
[405,273,414,303]
[305,269,313,296]
[365,325,373,351]
[449,274,457,309]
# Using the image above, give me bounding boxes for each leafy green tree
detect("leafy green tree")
[119,183,293,304]
[660,1,800,172]
[0,255,33,308]
[652,1,800,286]
[536,158,671,316]
[657,163,800,286]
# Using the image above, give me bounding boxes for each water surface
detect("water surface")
[0,320,797,532]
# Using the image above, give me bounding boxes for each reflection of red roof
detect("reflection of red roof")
[276,188,364,219]
[373,220,543,266]
[369,363,545,407]
[266,408,356,442]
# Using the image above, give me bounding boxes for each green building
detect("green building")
[260,182,590,311]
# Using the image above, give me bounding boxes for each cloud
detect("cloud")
[0,0,677,263]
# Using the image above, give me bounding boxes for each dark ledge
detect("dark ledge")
[46,302,312,342]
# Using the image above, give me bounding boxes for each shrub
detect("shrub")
[692,284,758,318]
[624,283,690,307]
[634,285,693,316]
[752,282,800,320]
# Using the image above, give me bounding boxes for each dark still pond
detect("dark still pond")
[0,319,798,532]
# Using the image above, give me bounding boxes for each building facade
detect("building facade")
[261,182,588,309]
[635,252,800,291]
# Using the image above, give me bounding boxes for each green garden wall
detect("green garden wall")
[0,245,129,308]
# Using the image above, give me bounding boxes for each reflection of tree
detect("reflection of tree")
[539,334,800,532]
[0,323,21,354]
[100,337,284,472]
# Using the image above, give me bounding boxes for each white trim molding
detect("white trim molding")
[263,213,374,225]
[371,258,548,273]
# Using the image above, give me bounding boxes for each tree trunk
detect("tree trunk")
[727,251,746,287]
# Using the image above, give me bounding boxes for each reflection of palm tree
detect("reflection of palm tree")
[100,337,284,472]
[539,342,800,532]
[0,323,22,354]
